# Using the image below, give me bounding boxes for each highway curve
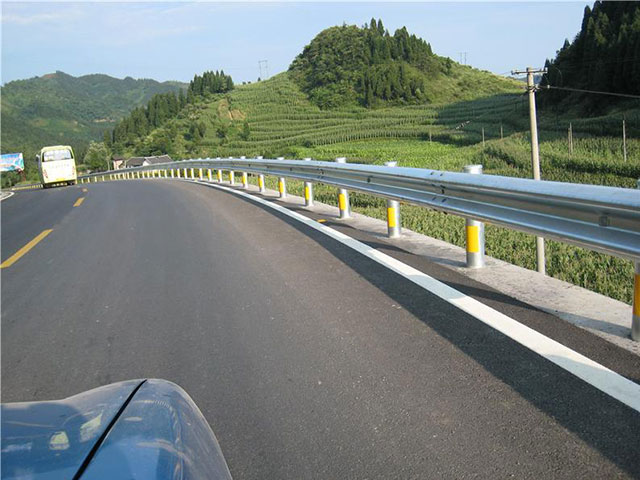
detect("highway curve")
[2,180,640,479]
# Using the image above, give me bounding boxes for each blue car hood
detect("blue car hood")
[1,380,143,480]
[1,380,231,480]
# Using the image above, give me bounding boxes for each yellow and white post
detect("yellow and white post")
[255,156,266,193]
[303,158,314,207]
[208,169,212,182]
[217,169,222,182]
[464,164,485,268]
[190,168,195,179]
[199,168,203,180]
[385,162,401,238]
[336,157,350,219]
[276,157,287,198]
[171,169,175,178]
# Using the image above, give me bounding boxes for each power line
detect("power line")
[542,85,640,100]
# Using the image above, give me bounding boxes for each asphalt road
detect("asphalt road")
[2,180,640,479]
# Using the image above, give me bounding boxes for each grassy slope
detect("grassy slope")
[129,72,638,304]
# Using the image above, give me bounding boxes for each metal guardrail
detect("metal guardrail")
[81,157,640,261]
[77,157,640,341]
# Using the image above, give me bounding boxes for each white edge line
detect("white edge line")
[191,179,640,413]
[0,192,15,202]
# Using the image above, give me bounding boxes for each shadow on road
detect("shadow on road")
[204,184,640,478]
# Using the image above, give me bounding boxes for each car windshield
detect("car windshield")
[43,149,73,162]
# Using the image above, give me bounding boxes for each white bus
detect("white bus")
[37,145,77,188]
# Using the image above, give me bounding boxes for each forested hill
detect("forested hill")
[541,1,640,111]
[109,70,233,156]
[0,71,186,159]
[289,19,518,108]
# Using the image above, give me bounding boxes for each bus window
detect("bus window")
[43,149,73,162]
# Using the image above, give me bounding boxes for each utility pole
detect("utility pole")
[568,122,573,156]
[459,52,467,65]
[258,60,269,80]
[623,116,627,162]
[512,66,547,275]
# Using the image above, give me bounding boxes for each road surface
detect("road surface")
[2,180,639,479]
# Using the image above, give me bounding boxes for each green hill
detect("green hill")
[541,2,640,113]
[1,71,186,168]
[289,19,519,108]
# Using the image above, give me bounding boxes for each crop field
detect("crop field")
[146,73,638,304]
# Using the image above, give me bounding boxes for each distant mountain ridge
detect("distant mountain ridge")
[1,71,186,161]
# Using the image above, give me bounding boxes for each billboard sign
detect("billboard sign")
[0,153,24,172]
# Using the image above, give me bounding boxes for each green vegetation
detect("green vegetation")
[110,70,233,154]
[542,2,640,112]
[1,71,186,184]
[289,18,519,108]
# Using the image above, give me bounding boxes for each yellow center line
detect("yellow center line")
[1,229,53,269]
[74,197,85,207]
[317,219,327,223]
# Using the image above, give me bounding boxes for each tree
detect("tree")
[240,121,251,140]
[84,141,111,172]
[103,130,112,149]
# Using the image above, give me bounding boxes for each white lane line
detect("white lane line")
[193,179,640,413]
[0,192,15,202]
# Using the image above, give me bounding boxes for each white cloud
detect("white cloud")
[2,11,67,25]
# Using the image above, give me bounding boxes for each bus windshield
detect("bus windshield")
[43,149,73,162]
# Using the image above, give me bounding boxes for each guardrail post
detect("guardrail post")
[633,180,640,341]
[227,157,234,185]
[208,169,212,182]
[385,161,401,238]
[255,156,265,193]
[198,168,203,180]
[239,157,248,189]
[464,164,485,268]
[336,157,350,219]
[217,169,222,182]
[304,158,314,207]
[276,157,287,198]
[190,168,194,179]
[171,169,175,178]
[102,175,105,182]
[633,261,640,341]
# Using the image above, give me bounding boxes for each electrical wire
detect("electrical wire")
[542,85,640,100]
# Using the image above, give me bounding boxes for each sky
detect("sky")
[1,2,589,85]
